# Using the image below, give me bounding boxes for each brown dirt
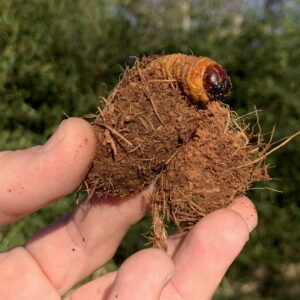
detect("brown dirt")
[85,54,270,249]
[150,102,269,248]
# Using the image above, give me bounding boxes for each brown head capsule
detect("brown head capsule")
[151,54,232,105]
[202,63,232,102]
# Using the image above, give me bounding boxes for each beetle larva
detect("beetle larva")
[150,54,232,105]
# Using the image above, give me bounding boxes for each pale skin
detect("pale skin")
[0,118,258,300]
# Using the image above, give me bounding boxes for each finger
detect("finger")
[65,249,175,300]
[0,247,60,300]
[167,195,257,257]
[0,118,96,225]
[106,249,175,300]
[64,272,117,300]
[229,195,258,232]
[25,186,153,295]
[166,232,185,258]
[162,196,257,300]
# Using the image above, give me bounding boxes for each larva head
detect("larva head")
[186,57,232,105]
[203,64,232,102]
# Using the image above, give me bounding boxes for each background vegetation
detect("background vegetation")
[0,0,299,299]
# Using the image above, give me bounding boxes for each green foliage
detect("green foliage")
[0,0,130,149]
[0,0,299,299]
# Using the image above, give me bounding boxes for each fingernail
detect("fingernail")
[40,120,67,153]
[230,196,258,232]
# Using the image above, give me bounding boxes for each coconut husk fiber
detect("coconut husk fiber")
[84,54,270,249]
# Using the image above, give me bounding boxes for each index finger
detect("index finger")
[0,118,96,225]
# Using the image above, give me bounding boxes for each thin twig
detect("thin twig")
[165,147,182,166]
[235,109,263,121]
[262,124,276,154]
[238,131,300,169]
[85,177,101,205]
[148,79,176,83]
[254,106,262,144]
[95,123,133,147]
[248,187,283,193]
[263,130,300,157]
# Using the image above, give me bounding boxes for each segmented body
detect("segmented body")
[150,54,232,105]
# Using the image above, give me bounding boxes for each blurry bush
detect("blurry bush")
[0,0,132,150]
[0,0,299,299]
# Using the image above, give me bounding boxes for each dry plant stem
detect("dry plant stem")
[151,201,168,250]
[262,131,300,157]
[237,130,300,169]
[95,123,133,147]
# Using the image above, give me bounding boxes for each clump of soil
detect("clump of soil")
[150,102,269,248]
[85,54,270,249]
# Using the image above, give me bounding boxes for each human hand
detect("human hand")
[0,118,258,300]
